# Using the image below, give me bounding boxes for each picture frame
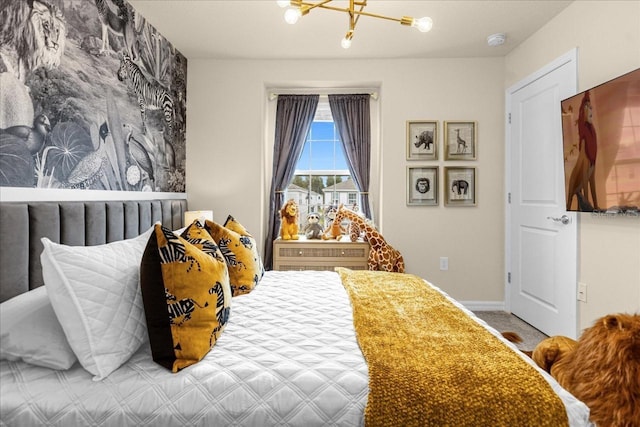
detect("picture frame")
[407,120,438,160]
[444,167,476,206]
[407,166,439,206]
[444,121,477,160]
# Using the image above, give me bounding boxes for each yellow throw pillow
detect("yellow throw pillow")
[223,215,251,235]
[224,215,265,283]
[140,223,231,372]
[204,216,264,296]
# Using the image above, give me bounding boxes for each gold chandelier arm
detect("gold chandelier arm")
[297,1,408,25]
[351,9,403,24]
[292,0,333,15]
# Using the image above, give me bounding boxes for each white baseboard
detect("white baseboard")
[460,301,505,311]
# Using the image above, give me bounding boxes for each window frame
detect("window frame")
[264,89,381,248]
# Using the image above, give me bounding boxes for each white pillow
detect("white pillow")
[173,225,187,236]
[40,226,153,380]
[0,286,77,370]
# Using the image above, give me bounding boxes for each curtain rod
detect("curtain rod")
[268,91,379,101]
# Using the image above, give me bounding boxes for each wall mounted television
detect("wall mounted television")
[561,67,640,215]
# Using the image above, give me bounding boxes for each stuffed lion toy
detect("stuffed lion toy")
[531,313,640,427]
[279,199,299,240]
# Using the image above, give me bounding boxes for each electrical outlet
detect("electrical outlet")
[577,282,587,302]
[439,257,449,271]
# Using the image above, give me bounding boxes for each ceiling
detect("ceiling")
[128,0,573,60]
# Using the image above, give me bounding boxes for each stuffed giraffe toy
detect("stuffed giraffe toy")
[333,205,405,273]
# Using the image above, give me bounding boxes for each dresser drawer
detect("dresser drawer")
[277,246,368,259]
[274,262,368,271]
[273,238,370,271]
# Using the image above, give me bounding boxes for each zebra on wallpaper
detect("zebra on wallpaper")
[117,53,174,138]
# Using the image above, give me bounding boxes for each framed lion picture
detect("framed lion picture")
[407,166,438,206]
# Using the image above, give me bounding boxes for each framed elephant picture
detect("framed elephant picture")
[407,120,438,160]
[444,167,476,206]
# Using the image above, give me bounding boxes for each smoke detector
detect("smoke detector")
[487,33,506,47]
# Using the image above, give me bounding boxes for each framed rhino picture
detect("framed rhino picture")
[444,167,476,206]
[407,120,438,160]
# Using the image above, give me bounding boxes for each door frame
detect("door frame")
[504,49,579,334]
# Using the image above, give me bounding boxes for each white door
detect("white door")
[506,49,579,339]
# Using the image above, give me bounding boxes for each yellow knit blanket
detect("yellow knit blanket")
[336,268,569,427]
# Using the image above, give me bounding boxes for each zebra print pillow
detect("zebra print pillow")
[204,217,264,297]
[223,215,265,280]
[140,223,231,373]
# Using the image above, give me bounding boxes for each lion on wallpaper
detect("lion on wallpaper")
[0,0,67,82]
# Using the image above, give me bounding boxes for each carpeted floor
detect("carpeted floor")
[474,311,548,353]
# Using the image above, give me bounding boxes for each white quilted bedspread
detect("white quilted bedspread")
[1,270,591,427]
[0,271,368,427]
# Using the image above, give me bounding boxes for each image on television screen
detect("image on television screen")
[561,68,640,214]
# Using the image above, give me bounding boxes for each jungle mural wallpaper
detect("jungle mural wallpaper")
[0,0,187,193]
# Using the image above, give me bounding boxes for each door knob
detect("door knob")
[547,215,571,225]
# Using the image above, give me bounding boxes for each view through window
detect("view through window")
[287,100,360,229]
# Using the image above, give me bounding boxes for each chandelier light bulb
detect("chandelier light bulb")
[341,37,352,49]
[276,0,290,8]
[284,8,301,24]
[412,17,433,33]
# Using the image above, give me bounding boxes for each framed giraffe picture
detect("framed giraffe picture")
[444,121,477,160]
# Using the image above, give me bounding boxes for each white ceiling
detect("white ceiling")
[128,0,573,60]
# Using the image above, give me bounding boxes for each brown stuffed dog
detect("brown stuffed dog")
[532,313,640,427]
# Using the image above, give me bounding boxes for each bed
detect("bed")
[0,199,592,426]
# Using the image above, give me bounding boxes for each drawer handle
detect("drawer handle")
[298,250,303,256]
[341,250,345,255]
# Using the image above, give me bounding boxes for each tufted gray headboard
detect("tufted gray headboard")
[0,199,187,303]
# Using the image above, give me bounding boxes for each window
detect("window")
[287,100,359,228]
[265,92,372,270]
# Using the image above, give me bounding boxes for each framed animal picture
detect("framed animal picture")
[444,121,477,160]
[407,166,438,206]
[407,120,438,160]
[444,167,476,206]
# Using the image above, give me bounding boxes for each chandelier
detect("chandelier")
[277,0,433,49]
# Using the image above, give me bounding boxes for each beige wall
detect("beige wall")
[186,1,640,320]
[186,58,506,304]
[505,0,640,331]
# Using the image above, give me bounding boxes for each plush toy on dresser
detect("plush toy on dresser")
[279,199,299,240]
[332,204,405,272]
[303,213,323,239]
[321,206,345,240]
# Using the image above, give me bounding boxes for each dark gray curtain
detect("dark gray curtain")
[328,94,372,219]
[263,94,319,270]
